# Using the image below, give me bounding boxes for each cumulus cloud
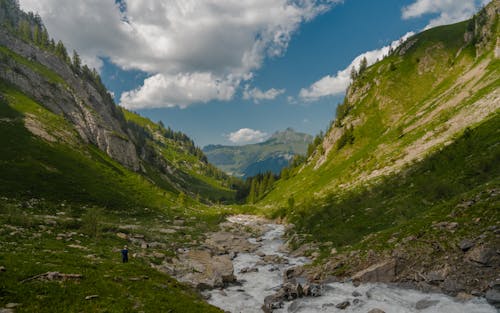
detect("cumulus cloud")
[402,0,489,29]
[243,85,285,103]
[228,128,268,144]
[19,0,340,109]
[299,32,414,102]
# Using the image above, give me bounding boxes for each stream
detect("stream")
[205,218,496,313]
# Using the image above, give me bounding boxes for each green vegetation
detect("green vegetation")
[0,198,223,313]
[273,114,499,247]
[259,4,500,255]
[121,109,238,203]
[203,128,312,178]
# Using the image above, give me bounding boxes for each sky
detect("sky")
[19,0,489,147]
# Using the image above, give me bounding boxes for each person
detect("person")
[121,245,128,263]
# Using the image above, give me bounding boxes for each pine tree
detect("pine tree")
[359,57,368,74]
[350,66,358,80]
[72,50,81,72]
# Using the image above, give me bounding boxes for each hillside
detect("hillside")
[0,2,232,312]
[256,1,500,298]
[0,0,236,206]
[203,128,312,178]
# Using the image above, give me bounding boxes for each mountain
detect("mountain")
[203,128,312,178]
[257,1,499,296]
[0,1,236,206]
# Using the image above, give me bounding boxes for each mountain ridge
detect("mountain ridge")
[203,128,312,178]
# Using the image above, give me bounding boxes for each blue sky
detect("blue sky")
[20,0,488,146]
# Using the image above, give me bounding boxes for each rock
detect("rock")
[442,278,464,295]
[262,293,284,313]
[485,289,500,308]
[4,303,20,309]
[0,309,14,313]
[330,248,337,255]
[152,252,165,259]
[352,290,362,297]
[352,259,396,283]
[85,295,99,300]
[486,280,500,308]
[239,267,259,274]
[281,282,303,300]
[287,300,303,313]
[455,292,474,302]
[0,266,5,272]
[173,219,185,226]
[169,250,235,289]
[415,299,439,310]
[336,301,350,309]
[303,283,321,297]
[467,245,495,266]
[141,243,148,249]
[67,244,88,250]
[353,298,362,305]
[425,266,449,283]
[458,239,474,251]
[116,232,128,240]
[257,251,266,257]
[367,309,385,313]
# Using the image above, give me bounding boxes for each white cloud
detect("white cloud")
[243,86,285,103]
[19,0,340,109]
[299,32,414,102]
[228,128,268,144]
[402,0,488,29]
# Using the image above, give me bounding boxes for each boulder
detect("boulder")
[485,289,500,308]
[116,232,128,240]
[367,309,386,313]
[352,259,396,283]
[458,239,474,251]
[486,280,500,308]
[415,299,439,310]
[170,250,235,289]
[239,267,259,274]
[336,301,350,309]
[467,245,495,266]
[303,283,321,297]
[262,293,284,313]
[352,290,362,297]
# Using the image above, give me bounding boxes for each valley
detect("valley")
[0,0,499,312]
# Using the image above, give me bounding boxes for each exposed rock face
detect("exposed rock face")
[352,259,396,283]
[169,250,235,289]
[0,29,140,171]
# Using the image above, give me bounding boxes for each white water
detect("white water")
[207,222,496,313]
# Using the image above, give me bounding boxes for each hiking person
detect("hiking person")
[121,245,128,263]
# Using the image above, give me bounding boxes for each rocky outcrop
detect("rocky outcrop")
[159,249,235,290]
[0,29,140,171]
[352,259,396,283]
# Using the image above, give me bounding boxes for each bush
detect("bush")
[81,206,103,239]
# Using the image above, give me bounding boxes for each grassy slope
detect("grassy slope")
[0,198,224,313]
[0,81,175,210]
[264,22,500,206]
[0,81,226,313]
[258,16,500,249]
[122,109,236,202]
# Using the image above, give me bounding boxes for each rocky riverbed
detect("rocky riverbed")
[161,215,496,312]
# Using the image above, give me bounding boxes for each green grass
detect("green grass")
[262,14,499,209]
[0,198,223,313]
[0,80,176,210]
[121,109,237,203]
[271,113,500,249]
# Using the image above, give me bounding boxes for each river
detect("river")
[206,218,496,313]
